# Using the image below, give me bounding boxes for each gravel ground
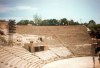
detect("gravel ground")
[42,57,100,68]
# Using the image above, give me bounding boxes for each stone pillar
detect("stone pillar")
[30,41,35,53]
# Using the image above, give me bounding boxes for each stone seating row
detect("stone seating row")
[50,47,73,58]
[35,50,60,64]
[0,45,44,68]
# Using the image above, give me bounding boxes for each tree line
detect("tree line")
[85,20,100,38]
[16,14,98,26]
[16,14,81,26]
[16,18,97,26]
[17,18,80,26]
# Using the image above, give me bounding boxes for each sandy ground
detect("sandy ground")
[42,57,100,68]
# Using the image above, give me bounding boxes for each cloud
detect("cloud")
[16,6,38,10]
[0,5,13,13]
[0,5,38,13]
[0,16,33,22]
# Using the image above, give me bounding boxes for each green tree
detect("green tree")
[83,22,88,26]
[88,20,96,31]
[33,14,42,26]
[69,20,74,25]
[88,20,96,25]
[74,21,80,25]
[48,19,58,26]
[29,20,35,25]
[41,20,49,26]
[24,20,29,25]
[60,18,68,25]
[17,20,32,25]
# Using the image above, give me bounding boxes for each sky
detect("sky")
[0,0,100,23]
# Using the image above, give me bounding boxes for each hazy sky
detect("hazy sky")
[0,0,100,23]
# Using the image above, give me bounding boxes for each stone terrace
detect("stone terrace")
[16,25,92,56]
[16,25,92,45]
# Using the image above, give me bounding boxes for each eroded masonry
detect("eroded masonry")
[0,21,94,68]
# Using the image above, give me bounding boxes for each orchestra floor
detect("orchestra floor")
[42,57,100,68]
